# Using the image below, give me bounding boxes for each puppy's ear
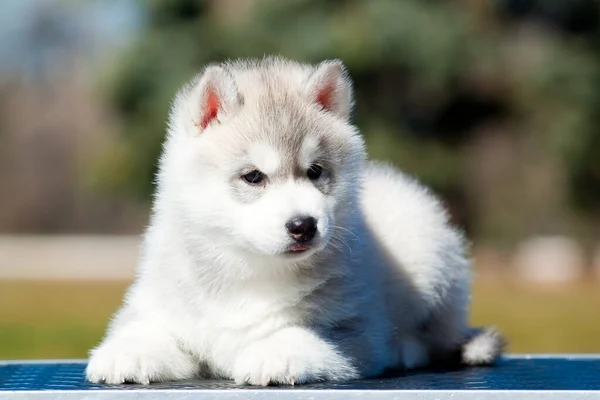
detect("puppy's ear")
[189,65,242,131]
[306,60,353,120]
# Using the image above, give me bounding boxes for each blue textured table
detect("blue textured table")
[1,355,599,399]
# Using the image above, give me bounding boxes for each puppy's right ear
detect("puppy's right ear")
[305,60,354,120]
[188,65,242,132]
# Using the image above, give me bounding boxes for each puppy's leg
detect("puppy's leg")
[423,303,506,367]
[86,309,197,384]
[231,326,358,386]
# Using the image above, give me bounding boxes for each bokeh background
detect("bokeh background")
[1,0,599,359]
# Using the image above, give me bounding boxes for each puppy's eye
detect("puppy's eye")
[242,170,265,185]
[307,164,323,180]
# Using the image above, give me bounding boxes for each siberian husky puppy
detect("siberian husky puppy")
[86,56,504,386]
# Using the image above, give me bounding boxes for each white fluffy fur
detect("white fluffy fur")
[462,328,506,366]
[86,56,504,386]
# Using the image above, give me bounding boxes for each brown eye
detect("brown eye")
[307,164,323,180]
[242,170,265,185]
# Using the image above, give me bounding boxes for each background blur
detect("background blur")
[1,0,599,359]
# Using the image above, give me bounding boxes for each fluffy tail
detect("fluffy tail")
[461,327,506,365]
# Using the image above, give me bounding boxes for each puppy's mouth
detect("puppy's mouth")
[289,244,310,253]
[283,242,318,256]
[283,234,328,257]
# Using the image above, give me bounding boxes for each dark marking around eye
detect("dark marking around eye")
[307,164,323,180]
[242,170,265,185]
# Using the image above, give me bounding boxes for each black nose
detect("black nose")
[285,216,317,242]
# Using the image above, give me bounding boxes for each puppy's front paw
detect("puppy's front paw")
[232,327,357,386]
[86,336,196,385]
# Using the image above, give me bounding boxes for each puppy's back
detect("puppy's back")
[359,161,470,313]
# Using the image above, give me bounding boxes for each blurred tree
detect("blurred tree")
[95,0,600,245]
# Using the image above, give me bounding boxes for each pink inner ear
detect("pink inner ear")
[316,83,335,111]
[198,86,221,129]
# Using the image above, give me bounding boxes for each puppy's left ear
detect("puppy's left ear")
[306,60,353,120]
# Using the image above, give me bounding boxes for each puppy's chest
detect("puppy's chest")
[190,276,328,330]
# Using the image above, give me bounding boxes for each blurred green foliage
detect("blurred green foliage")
[96,0,600,244]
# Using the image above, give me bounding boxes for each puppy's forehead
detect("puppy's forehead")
[247,135,320,173]
[238,92,341,174]
[247,143,281,175]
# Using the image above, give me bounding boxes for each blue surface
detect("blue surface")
[0,357,599,391]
